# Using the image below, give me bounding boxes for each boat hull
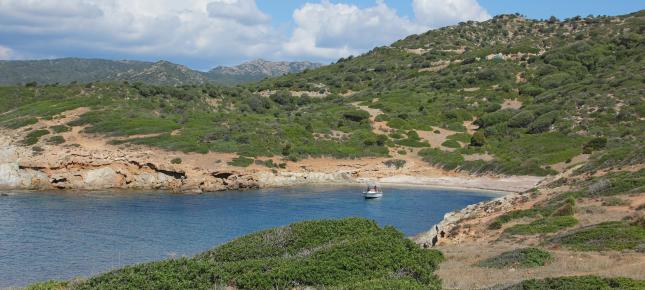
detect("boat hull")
[363,192,383,199]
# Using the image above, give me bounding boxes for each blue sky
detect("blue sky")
[0,0,642,70]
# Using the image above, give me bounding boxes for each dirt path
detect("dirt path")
[351,102,392,135]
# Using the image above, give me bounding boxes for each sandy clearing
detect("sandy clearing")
[551,154,590,172]
[416,127,458,149]
[501,99,523,110]
[380,175,543,193]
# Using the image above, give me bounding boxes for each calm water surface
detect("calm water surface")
[0,185,498,288]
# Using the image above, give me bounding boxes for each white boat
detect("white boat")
[363,181,383,199]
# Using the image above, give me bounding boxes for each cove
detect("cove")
[0,185,499,288]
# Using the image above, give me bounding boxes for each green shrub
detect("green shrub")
[441,139,461,148]
[446,133,471,143]
[508,111,535,128]
[47,135,65,145]
[170,158,182,164]
[504,276,645,290]
[586,170,645,196]
[470,131,486,146]
[419,148,464,170]
[2,117,38,129]
[489,209,542,229]
[582,137,607,154]
[550,221,645,251]
[505,216,578,235]
[22,129,49,145]
[477,248,552,268]
[383,159,406,169]
[50,125,71,133]
[24,280,68,290]
[227,156,254,167]
[69,218,444,289]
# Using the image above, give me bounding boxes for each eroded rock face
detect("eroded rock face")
[0,138,263,192]
[256,171,355,187]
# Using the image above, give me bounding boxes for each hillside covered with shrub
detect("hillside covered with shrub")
[1,11,643,177]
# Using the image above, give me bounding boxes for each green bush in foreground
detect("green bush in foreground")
[549,221,645,251]
[478,248,552,268]
[58,218,443,289]
[502,275,645,290]
[505,216,578,235]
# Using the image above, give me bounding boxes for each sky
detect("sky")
[0,0,642,70]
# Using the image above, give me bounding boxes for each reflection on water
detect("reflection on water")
[0,185,498,288]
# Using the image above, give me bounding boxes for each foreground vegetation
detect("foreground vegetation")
[27,218,444,289]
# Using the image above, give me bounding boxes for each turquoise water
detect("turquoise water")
[0,185,498,288]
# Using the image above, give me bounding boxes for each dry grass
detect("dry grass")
[436,241,645,289]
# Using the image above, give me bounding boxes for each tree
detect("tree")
[470,131,486,146]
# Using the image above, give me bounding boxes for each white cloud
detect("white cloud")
[0,45,13,59]
[0,0,492,65]
[283,0,428,60]
[412,0,490,28]
[0,0,280,64]
[207,0,270,25]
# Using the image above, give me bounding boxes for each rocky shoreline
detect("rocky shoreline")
[0,133,544,194]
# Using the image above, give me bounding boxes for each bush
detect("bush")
[585,170,645,196]
[22,129,50,145]
[477,248,552,268]
[69,218,444,289]
[441,139,461,148]
[227,156,254,167]
[47,135,65,145]
[24,280,68,290]
[489,209,542,229]
[50,125,71,133]
[527,111,558,133]
[508,111,535,128]
[342,110,370,122]
[504,276,645,290]
[549,221,645,251]
[170,158,182,164]
[470,131,486,146]
[383,159,406,169]
[582,137,607,154]
[419,148,464,170]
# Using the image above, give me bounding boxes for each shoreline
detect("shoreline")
[0,180,509,196]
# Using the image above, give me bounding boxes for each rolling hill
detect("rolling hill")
[0,58,322,86]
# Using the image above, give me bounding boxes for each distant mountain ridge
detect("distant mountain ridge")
[0,58,323,86]
[209,58,322,77]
